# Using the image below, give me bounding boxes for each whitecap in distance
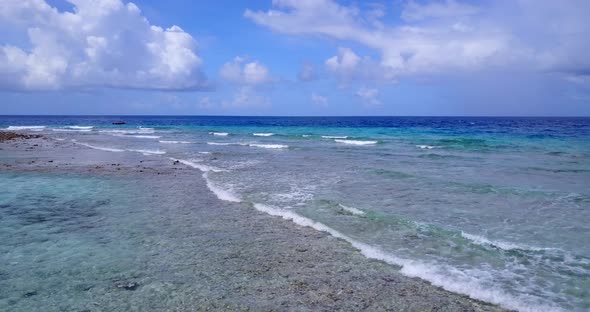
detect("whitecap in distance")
[335,139,377,146]
[6,126,46,131]
[253,133,274,137]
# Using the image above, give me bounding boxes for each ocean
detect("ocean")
[1,116,589,311]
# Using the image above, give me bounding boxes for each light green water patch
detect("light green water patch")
[0,173,147,311]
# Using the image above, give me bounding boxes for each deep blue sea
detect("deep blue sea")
[2,116,589,311]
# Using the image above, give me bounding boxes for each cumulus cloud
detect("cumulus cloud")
[219,57,272,85]
[0,0,207,90]
[325,47,394,83]
[355,87,380,106]
[0,0,206,91]
[325,48,360,77]
[245,0,590,82]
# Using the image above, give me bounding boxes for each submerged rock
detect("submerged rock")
[115,281,139,291]
[23,291,37,298]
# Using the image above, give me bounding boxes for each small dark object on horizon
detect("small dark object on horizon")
[112,121,126,125]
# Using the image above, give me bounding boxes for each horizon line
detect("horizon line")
[0,114,589,118]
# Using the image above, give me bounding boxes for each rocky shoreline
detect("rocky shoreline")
[0,134,508,311]
[0,131,42,142]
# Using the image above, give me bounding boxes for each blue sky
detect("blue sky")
[0,0,589,116]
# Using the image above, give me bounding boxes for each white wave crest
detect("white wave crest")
[128,149,166,155]
[52,128,92,132]
[335,139,377,145]
[253,133,274,137]
[322,135,348,139]
[207,142,287,149]
[461,232,554,252]
[66,126,93,130]
[209,132,229,136]
[203,172,241,202]
[100,129,156,135]
[249,144,288,149]
[417,145,438,149]
[6,126,46,131]
[338,204,365,215]
[159,140,193,144]
[207,142,244,146]
[124,135,161,139]
[170,158,225,173]
[171,158,238,202]
[252,203,558,312]
[170,150,560,312]
[74,141,124,152]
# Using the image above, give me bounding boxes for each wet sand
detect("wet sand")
[0,133,507,311]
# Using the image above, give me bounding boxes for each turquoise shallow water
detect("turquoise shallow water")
[0,173,144,310]
[2,116,589,311]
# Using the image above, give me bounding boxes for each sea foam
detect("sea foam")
[66,126,93,130]
[52,128,92,132]
[253,133,274,137]
[338,204,365,215]
[207,142,288,149]
[172,152,560,312]
[322,135,348,139]
[207,142,244,146]
[249,144,288,149]
[100,129,156,135]
[461,232,554,252]
[169,158,225,173]
[335,139,377,145]
[171,157,240,202]
[73,141,124,152]
[209,132,229,136]
[6,126,46,131]
[128,149,166,155]
[127,135,161,139]
[251,203,557,312]
[417,145,437,149]
[159,140,194,144]
[203,172,241,202]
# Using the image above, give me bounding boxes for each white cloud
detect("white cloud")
[0,0,207,91]
[245,0,590,82]
[222,87,271,109]
[355,87,380,106]
[311,92,328,106]
[219,57,272,85]
[325,47,394,83]
[401,0,480,22]
[325,47,360,77]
